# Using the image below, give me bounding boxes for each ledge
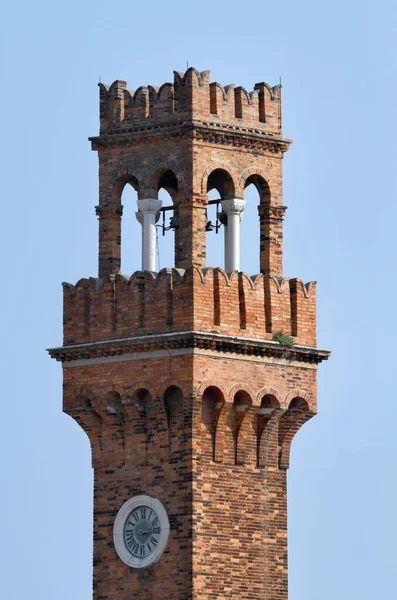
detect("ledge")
[89,120,291,153]
[47,331,330,364]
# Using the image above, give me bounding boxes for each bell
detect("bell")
[169,214,179,230]
[218,211,227,226]
[206,220,214,232]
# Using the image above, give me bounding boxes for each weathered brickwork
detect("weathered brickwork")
[62,268,316,348]
[91,68,290,279]
[98,70,281,135]
[49,67,329,600]
[61,351,317,599]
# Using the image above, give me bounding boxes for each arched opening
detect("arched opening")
[288,396,310,412]
[241,183,260,274]
[242,175,270,274]
[201,386,224,460]
[163,385,183,455]
[206,168,235,268]
[244,174,271,204]
[158,170,178,196]
[230,390,252,464]
[206,188,222,267]
[207,168,235,199]
[120,176,140,275]
[156,170,178,270]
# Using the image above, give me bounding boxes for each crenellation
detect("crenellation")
[98,68,282,135]
[289,278,317,346]
[62,267,317,347]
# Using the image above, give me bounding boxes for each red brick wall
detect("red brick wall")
[98,69,282,135]
[52,67,325,600]
[62,350,316,600]
[63,267,316,347]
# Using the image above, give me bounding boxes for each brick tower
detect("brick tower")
[49,67,329,599]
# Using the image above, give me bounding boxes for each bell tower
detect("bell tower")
[49,67,329,600]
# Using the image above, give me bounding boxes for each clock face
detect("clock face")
[113,495,170,568]
[123,505,161,560]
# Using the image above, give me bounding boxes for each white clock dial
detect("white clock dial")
[123,505,161,559]
[114,495,170,568]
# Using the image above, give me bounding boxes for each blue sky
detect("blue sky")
[0,1,396,598]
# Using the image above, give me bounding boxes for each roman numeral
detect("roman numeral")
[150,536,158,546]
[140,508,146,519]
[152,527,161,534]
[151,516,159,527]
[127,539,138,554]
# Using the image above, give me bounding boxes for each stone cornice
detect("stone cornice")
[90,120,291,154]
[191,122,291,154]
[47,331,330,364]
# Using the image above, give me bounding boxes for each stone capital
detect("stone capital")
[221,198,246,215]
[136,209,160,225]
[135,211,144,225]
[137,198,162,214]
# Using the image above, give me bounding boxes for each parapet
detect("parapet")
[62,267,316,348]
[97,68,282,136]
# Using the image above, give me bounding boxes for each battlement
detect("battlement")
[98,68,282,136]
[62,267,316,348]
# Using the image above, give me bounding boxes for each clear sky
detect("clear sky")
[1,1,396,598]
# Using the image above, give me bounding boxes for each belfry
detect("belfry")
[49,67,329,599]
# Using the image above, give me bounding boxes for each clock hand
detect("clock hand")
[137,528,153,535]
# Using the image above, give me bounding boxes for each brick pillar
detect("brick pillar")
[96,205,123,279]
[175,196,206,269]
[259,204,286,277]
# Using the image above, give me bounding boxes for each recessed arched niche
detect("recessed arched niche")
[201,386,225,460]
[163,385,184,455]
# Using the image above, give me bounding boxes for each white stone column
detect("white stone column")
[135,209,144,269]
[136,198,162,271]
[221,198,246,272]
